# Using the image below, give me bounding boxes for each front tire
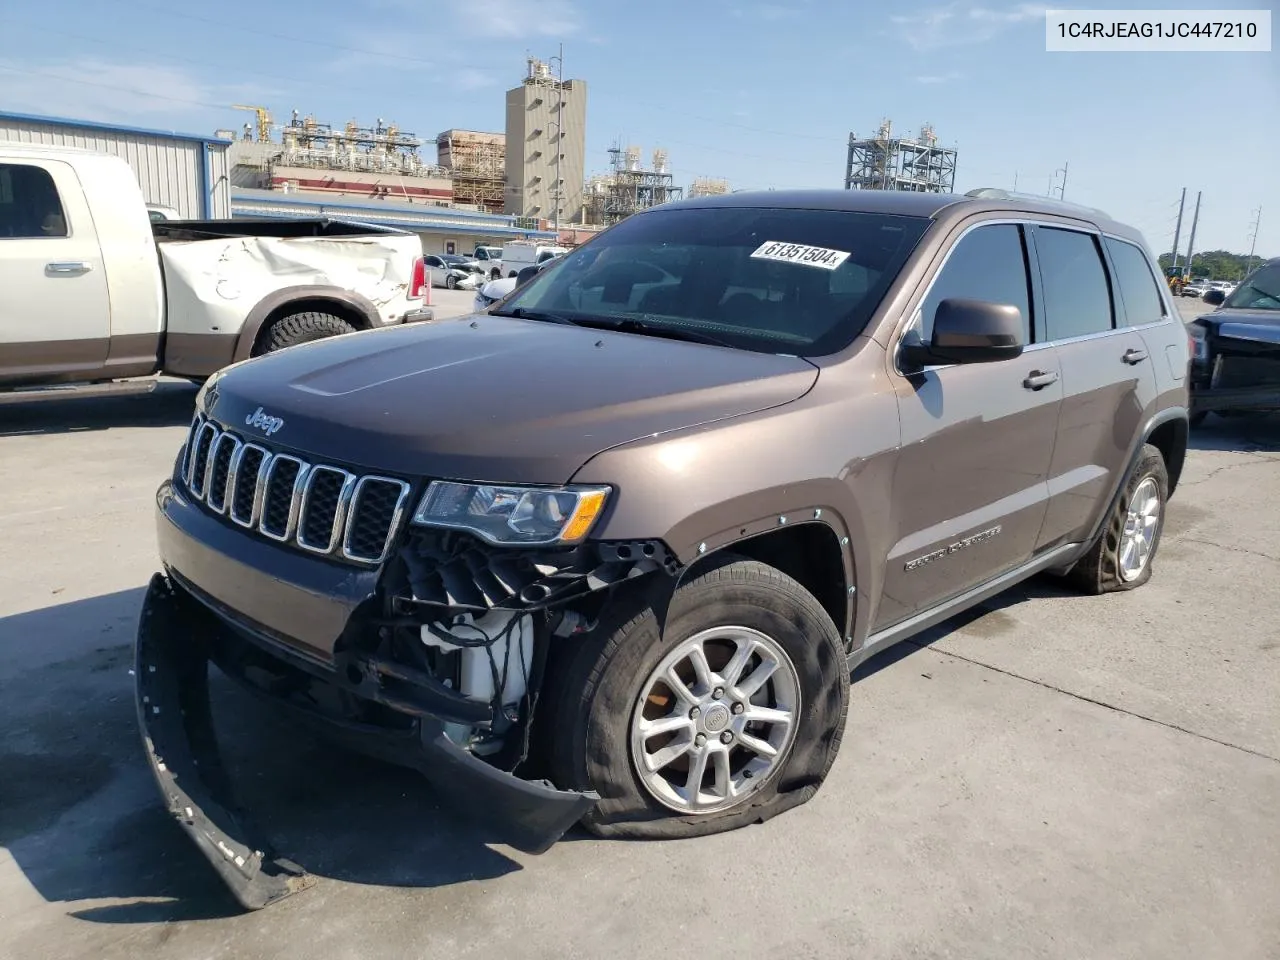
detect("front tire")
[1065,443,1169,594]
[545,556,849,840]
[446,275,457,290]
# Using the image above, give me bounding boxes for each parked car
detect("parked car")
[135,186,1189,910]
[472,252,566,311]
[0,143,431,391]
[1188,258,1280,424]
[1182,279,1213,298]
[421,254,480,290]
[497,240,569,279]
[466,245,504,275]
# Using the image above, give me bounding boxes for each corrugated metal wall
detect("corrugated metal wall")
[0,115,231,218]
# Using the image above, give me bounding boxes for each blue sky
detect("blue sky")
[2,0,1276,255]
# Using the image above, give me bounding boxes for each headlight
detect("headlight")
[412,481,611,546]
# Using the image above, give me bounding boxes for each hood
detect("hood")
[202,315,818,484]
[1198,308,1280,347]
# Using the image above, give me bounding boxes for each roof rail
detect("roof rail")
[964,187,1111,220]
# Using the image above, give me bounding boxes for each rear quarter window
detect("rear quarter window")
[1104,237,1168,327]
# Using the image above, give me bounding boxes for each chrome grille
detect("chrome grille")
[180,413,411,564]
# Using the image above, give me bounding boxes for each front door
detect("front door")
[879,221,1062,629]
[0,158,111,385]
[1029,225,1163,548]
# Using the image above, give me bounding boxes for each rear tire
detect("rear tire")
[545,555,849,840]
[258,311,356,355]
[1065,443,1169,594]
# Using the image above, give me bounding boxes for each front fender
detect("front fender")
[569,366,902,647]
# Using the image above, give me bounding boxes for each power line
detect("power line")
[0,62,230,111]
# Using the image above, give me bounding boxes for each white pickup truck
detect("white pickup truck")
[1,143,432,391]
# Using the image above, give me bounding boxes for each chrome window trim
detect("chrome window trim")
[258,455,311,542]
[297,466,359,554]
[342,476,412,564]
[205,432,241,515]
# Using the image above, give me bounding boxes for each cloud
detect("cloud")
[372,0,581,37]
[0,58,271,126]
[455,68,499,91]
[891,2,1046,50]
[915,71,964,84]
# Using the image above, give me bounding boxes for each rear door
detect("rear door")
[1028,224,1162,549]
[0,158,111,384]
[880,220,1062,627]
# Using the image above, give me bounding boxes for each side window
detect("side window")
[425,256,443,267]
[1104,237,1168,327]
[917,223,1032,343]
[0,163,68,239]
[1034,227,1114,340]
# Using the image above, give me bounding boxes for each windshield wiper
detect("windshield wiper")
[492,307,581,326]
[576,316,737,348]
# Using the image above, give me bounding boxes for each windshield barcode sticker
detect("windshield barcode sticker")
[750,241,851,270]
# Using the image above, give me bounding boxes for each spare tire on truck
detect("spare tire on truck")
[258,311,356,355]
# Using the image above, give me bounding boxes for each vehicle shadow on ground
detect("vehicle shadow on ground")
[852,576,1073,684]
[0,590,532,925]
[1188,412,1280,454]
[0,381,197,438]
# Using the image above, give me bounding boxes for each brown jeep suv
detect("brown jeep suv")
[136,187,1190,908]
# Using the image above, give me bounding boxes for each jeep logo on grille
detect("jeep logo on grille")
[244,406,285,437]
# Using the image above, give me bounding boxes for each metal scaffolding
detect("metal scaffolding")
[437,129,506,213]
[688,177,730,198]
[276,111,445,178]
[844,120,957,193]
[583,144,685,226]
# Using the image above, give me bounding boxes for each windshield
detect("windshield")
[496,206,931,356]
[1223,263,1280,311]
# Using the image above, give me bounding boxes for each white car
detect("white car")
[472,252,563,311]
[496,241,569,279]
[421,254,480,290]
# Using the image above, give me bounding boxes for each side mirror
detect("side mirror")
[1202,288,1225,306]
[516,265,539,287]
[901,298,1025,368]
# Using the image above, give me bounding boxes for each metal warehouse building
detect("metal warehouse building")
[0,111,232,219]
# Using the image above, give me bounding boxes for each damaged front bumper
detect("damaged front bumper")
[135,572,600,909]
[1191,322,1280,415]
[135,479,614,909]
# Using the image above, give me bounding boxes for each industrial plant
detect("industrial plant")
[844,120,958,194]
[0,52,965,261]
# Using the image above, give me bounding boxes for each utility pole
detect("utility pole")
[1170,187,1186,274]
[549,42,565,235]
[1057,161,1068,200]
[1184,190,1202,280]
[1244,205,1262,277]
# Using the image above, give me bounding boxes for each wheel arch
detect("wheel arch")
[232,286,383,362]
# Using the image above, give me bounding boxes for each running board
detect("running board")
[850,542,1083,669]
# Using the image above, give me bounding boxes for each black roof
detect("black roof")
[654,187,1143,243]
[663,188,963,218]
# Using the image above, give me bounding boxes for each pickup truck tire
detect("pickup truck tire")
[259,311,357,354]
[1065,443,1169,594]
[545,555,849,840]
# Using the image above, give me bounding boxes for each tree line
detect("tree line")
[1157,249,1270,281]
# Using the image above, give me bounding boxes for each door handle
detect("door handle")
[46,261,92,274]
[1022,370,1059,391]
[1122,348,1148,364]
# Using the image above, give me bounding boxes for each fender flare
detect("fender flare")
[655,492,863,647]
[232,285,384,362]
[1056,404,1189,574]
